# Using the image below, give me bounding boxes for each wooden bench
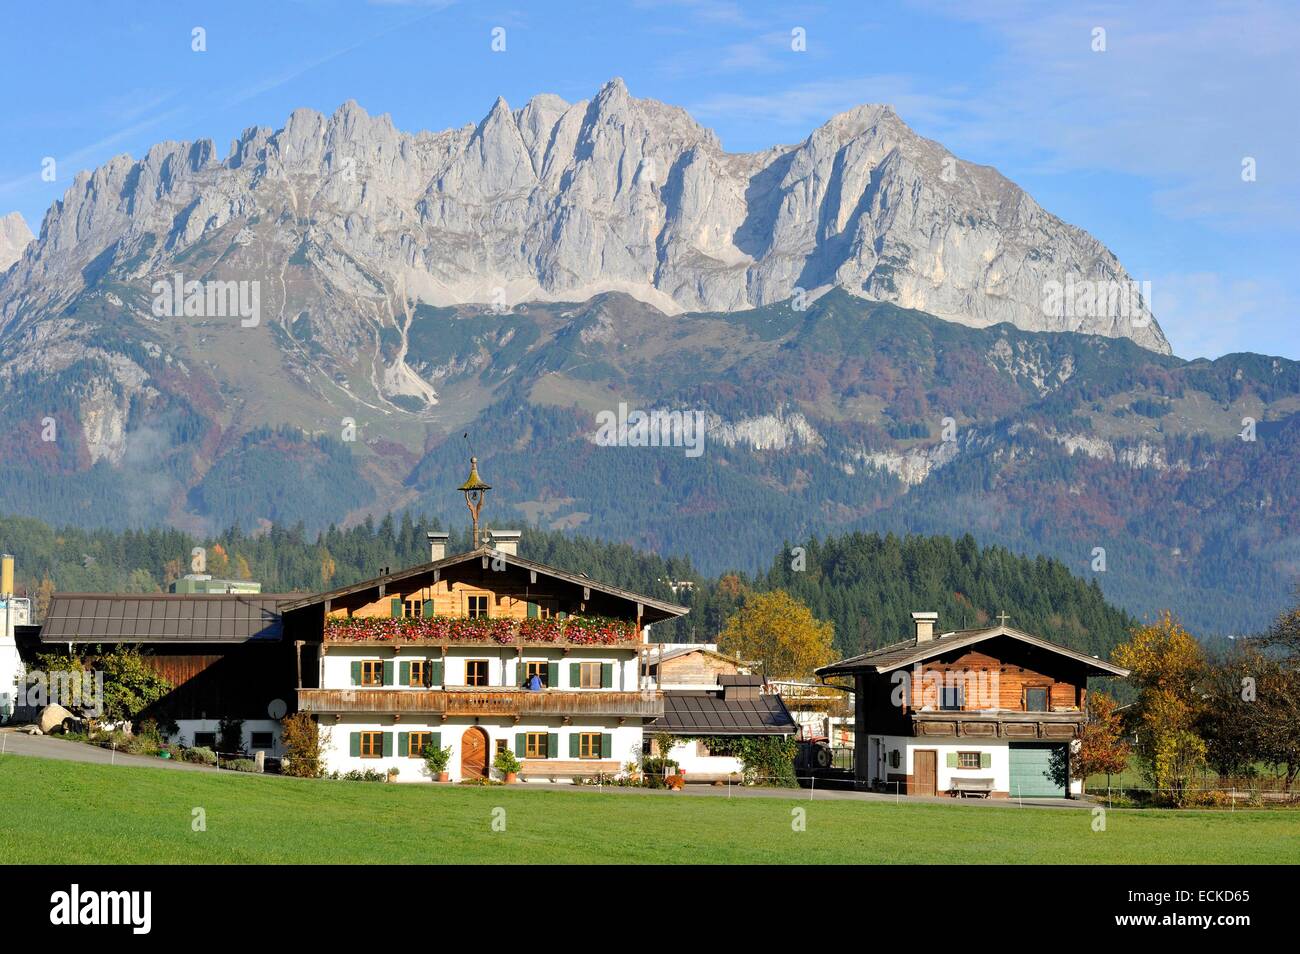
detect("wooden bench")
[950,777,995,798]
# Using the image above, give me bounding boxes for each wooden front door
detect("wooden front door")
[913,749,937,796]
[461,727,489,779]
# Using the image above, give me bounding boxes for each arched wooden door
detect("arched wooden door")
[460,727,489,779]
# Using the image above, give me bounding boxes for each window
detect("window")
[939,684,964,710]
[578,662,602,688]
[525,661,549,687]
[360,660,384,687]
[1025,687,1049,712]
[408,660,428,687]
[250,732,273,750]
[359,731,383,758]
[466,594,489,619]
[465,660,490,687]
[957,751,981,770]
[524,733,549,759]
[578,733,602,759]
[407,731,430,758]
[495,739,507,756]
[194,732,216,749]
[403,598,422,618]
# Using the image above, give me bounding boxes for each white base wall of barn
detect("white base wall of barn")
[865,736,1082,798]
[665,740,744,781]
[168,719,284,757]
[318,716,645,783]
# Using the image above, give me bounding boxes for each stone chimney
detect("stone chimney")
[489,530,521,556]
[427,531,449,562]
[911,611,939,643]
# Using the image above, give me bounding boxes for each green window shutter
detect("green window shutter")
[600,733,612,759]
[601,662,613,688]
[399,661,410,685]
[548,732,559,759]
[391,598,402,617]
[569,733,580,758]
[946,752,958,769]
[430,731,441,751]
[527,601,539,619]
[350,661,361,686]
[547,662,558,688]
[519,661,529,687]
[382,732,393,757]
[349,732,360,757]
[430,660,444,686]
[422,599,434,618]
[980,752,992,769]
[569,663,581,687]
[382,660,394,685]
[398,731,409,757]
[515,733,527,758]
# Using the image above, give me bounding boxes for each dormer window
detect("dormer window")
[939,685,964,710]
[1025,687,1049,712]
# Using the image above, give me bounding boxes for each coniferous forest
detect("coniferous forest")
[0,511,1138,662]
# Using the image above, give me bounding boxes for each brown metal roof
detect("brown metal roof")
[40,593,304,643]
[816,625,1130,678]
[646,689,798,736]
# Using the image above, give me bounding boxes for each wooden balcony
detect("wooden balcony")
[911,708,1084,740]
[297,687,663,719]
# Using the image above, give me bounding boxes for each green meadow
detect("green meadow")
[1,755,1294,864]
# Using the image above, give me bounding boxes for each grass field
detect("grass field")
[2,755,1296,864]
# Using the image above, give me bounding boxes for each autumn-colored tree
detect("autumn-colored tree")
[281,712,325,778]
[320,549,337,588]
[207,543,230,577]
[1202,603,1300,791]
[1111,612,1207,804]
[718,590,835,680]
[1071,692,1131,789]
[34,575,55,623]
[233,554,253,581]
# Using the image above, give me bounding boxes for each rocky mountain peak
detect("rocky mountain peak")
[0,78,1169,355]
[0,212,34,271]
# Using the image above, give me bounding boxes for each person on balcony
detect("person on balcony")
[527,673,543,691]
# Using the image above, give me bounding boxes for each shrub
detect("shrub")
[493,747,521,777]
[224,759,260,773]
[217,717,245,757]
[183,746,217,764]
[280,712,324,778]
[423,743,453,778]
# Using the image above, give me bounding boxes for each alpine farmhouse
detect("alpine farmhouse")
[818,612,1129,798]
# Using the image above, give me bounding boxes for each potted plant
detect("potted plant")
[494,747,521,784]
[423,743,453,782]
[386,765,401,783]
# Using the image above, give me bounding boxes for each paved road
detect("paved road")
[0,727,220,773]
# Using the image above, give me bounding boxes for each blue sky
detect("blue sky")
[1,0,1295,359]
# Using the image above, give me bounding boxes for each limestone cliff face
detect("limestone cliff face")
[0,79,1168,356]
[0,212,33,272]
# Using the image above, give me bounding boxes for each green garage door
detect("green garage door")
[1008,743,1067,797]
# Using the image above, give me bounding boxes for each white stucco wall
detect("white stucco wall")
[666,740,744,779]
[869,736,1083,797]
[320,716,644,782]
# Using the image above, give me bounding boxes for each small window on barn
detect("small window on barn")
[194,732,216,749]
[939,684,964,710]
[250,732,273,751]
[957,751,981,770]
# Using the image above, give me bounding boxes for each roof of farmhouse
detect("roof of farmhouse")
[38,593,302,643]
[278,546,690,625]
[647,686,798,736]
[815,625,1129,678]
